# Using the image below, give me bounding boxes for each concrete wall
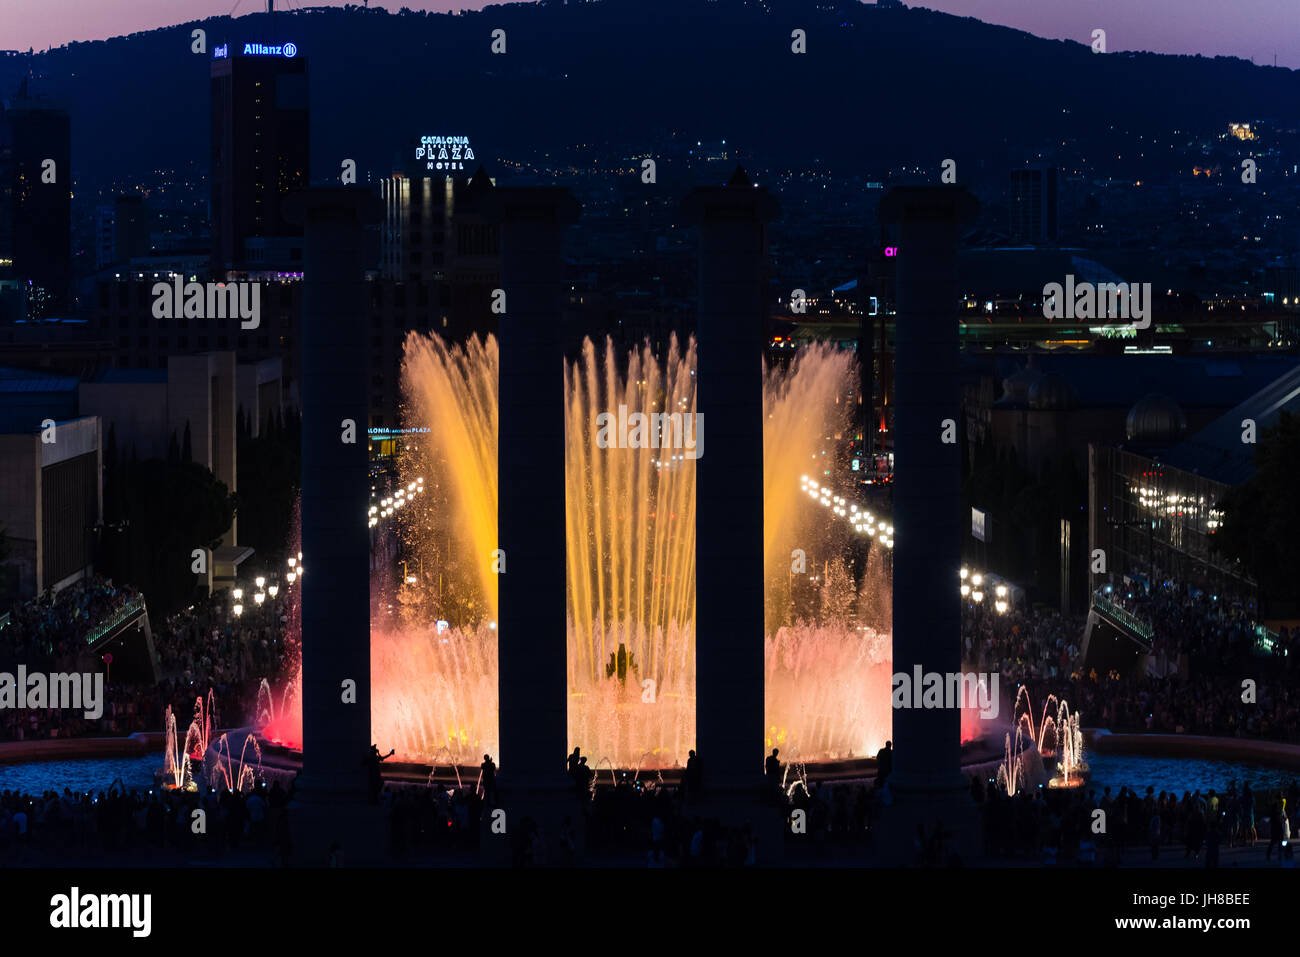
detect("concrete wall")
[236,356,283,437]
[0,416,100,599]
[78,381,166,460]
[0,432,39,597]
[166,354,215,469]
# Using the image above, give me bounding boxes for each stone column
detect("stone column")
[681,168,779,825]
[488,186,582,862]
[877,186,981,862]
[283,186,384,862]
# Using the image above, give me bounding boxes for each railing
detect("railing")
[1092,593,1154,643]
[1253,625,1280,657]
[85,596,147,647]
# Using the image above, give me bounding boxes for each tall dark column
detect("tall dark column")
[284,187,384,860]
[488,186,581,860]
[682,168,778,806]
[878,186,980,861]
[856,251,878,470]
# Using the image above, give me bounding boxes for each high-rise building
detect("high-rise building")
[210,40,309,271]
[379,145,499,343]
[1009,165,1058,246]
[94,205,116,270]
[0,90,72,318]
[113,195,151,265]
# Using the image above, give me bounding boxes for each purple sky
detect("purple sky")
[1,0,1297,68]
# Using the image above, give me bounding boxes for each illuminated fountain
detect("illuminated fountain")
[185,690,216,763]
[995,729,1027,796]
[258,332,892,770]
[205,732,263,793]
[1047,701,1087,789]
[1013,687,1061,755]
[162,706,195,791]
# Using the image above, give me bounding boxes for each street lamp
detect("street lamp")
[233,603,243,617]
[255,576,266,589]
[233,588,244,601]
[286,571,297,584]
[268,584,279,598]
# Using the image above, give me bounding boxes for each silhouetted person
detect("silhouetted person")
[875,740,893,784]
[685,750,702,801]
[363,744,395,805]
[765,748,782,802]
[576,756,594,798]
[1267,800,1285,861]
[480,754,498,806]
[567,747,582,778]
[765,748,781,782]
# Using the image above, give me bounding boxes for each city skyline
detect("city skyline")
[1,0,1298,69]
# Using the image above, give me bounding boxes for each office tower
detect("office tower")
[210,41,309,271]
[113,195,151,264]
[380,135,498,325]
[0,91,72,318]
[1009,164,1058,245]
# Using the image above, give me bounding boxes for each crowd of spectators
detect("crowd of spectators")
[0,575,141,671]
[963,588,1300,743]
[1101,574,1300,671]
[0,779,295,866]
[0,586,296,744]
[976,775,1299,865]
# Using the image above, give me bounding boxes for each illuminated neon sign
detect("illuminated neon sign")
[416,135,475,174]
[215,42,298,58]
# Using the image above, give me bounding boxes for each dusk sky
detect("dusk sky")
[0,0,1298,68]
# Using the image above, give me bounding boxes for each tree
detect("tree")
[235,407,301,564]
[99,458,235,618]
